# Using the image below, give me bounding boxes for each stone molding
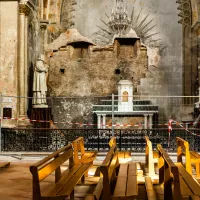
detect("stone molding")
[176,0,192,26]
[19,4,30,16]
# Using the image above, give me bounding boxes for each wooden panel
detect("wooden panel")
[44,164,82,196]
[102,145,116,167]
[31,144,72,168]
[84,194,97,200]
[145,177,156,200]
[113,176,127,197]
[178,175,193,196]
[109,137,116,147]
[38,148,73,181]
[81,152,97,163]
[176,163,200,195]
[118,164,128,177]
[58,163,91,196]
[124,152,131,158]
[108,152,118,181]
[191,196,200,200]
[157,144,176,168]
[190,151,200,157]
[128,162,137,176]
[93,177,103,200]
[126,175,138,197]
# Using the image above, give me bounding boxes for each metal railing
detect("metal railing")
[2,128,200,152]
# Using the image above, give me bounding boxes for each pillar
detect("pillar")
[24,9,30,114]
[149,114,153,129]
[144,114,148,129]
[102,114,106,129]
[97,114,101,129]
[18,3,30,126]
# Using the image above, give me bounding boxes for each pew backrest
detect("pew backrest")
[157,144,181,200]
[100,144,119,199]
[176,137,192,174]
[72,137,86,164]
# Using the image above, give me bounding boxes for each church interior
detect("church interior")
[1,0,200,199]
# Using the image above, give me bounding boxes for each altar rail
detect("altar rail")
[1,128,200,152]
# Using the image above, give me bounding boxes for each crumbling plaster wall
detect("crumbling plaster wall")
[74,0,182,96]
[0,1,18,120]
[48,39,148,96]
[48,38,148,128]
[46,0,185,127]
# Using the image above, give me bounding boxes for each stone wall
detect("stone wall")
[48,38,148,96]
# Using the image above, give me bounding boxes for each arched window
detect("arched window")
[122,91,128,102]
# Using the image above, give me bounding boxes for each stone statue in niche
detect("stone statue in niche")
[32,54,48,108]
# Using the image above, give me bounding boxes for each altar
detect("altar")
[93,80,158,129]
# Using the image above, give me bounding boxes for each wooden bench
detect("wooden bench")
[157,144,200,200]
[72,137,97,165]
[176,137,200,177]
[30,144,93,200]
[145,136,158,177]
[85,144,138,200]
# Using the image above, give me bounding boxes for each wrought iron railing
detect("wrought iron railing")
[1,128,200,152]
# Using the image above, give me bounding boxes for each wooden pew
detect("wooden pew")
[72,137,97,165]
[157,144,200,200]
[84,137,134,200]
[100,144,138,200]
[30,144,93,200]
[176,137,200,177]
[145,136,158,176]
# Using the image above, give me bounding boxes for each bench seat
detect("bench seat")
[175,162,200,197]
[43,162,92,198]
[112,162,138,199]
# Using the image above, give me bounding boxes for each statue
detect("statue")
[32,54,49,107]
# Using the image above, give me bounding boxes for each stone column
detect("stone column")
[97,114,101,129]
[149,114,153,129]
[144,114,148,129]
[24,6,30,115]
[102,114,106,129]
[40,20,49,54]
[18,3,30,126]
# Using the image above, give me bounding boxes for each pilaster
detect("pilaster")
[18,3,31,126]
